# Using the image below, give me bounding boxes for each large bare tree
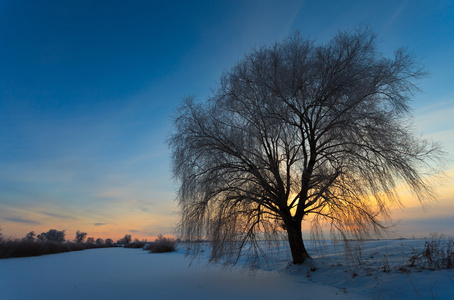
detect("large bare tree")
[169,27,444,265]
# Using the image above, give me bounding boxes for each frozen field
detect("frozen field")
[0,239,453,299]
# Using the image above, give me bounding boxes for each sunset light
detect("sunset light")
[1,1,454,299]
[1,0,453,242]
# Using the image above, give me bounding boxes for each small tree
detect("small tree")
[86,237,95,244]
[95,238,104,245]
[24,231,36,241]
[169,26,445,265]
[74,230,87,243]
[116,234,132,245]
[105,238,113,246]
[123,234,132,245]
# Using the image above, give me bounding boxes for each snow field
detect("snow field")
[0,240,453,299]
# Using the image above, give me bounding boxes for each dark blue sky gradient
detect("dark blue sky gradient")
[1,0,453,239]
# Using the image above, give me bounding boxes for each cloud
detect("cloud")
[129,229,139,233]
[2,217,41,225]
[39,210,77,220]
[94,223,107,226]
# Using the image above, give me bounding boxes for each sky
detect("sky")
[0,0,453,241]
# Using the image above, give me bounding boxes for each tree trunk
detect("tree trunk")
[286,219,310,264]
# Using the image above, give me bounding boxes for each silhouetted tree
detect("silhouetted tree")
[24,231,36,241]
[95,238,104,245]
[42,229,65,242]
[74,230,87,243]
[86,237,95,244]
[117,234,132,245]
[124,234,132,244]
[169,26,445,265]
[105,238,113,246]
[36,233,45,242]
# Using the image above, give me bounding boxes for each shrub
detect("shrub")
[146,234,176,253]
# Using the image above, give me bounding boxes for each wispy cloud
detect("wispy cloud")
[2,217,41,225]
[39,210,77,220]
[94,223,107,226]
[383,0,409,33]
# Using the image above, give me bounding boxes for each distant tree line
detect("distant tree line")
[0,228,118,259]
[0,227,179,258]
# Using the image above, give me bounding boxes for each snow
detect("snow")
[1,240,453,299]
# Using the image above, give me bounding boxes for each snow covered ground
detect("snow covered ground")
[0,240,453,299]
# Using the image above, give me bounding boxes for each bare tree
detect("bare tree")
[169,26,445,265]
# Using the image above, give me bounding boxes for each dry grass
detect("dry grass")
[409,234,454,270]
[0,238,117,259]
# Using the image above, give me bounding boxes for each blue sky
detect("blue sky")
[1,0,453,240]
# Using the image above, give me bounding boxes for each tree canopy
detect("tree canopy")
[169,26,444,265]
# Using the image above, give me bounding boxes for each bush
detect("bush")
[146,235,176,253]
[409,234,454,270]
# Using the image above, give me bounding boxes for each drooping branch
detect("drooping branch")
[169,26,445,266]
